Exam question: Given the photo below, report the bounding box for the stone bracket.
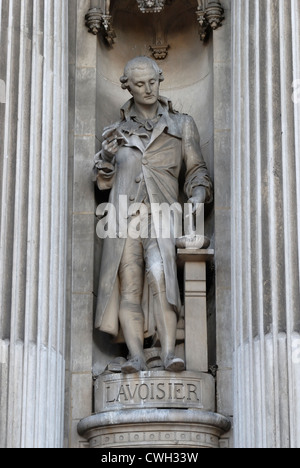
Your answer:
[149,17,170,60]
[85,7,116,46]
[196,0,225,42]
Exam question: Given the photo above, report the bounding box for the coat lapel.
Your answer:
[124,134,146,154]
[146,116,168,149]
[146,113,182,150]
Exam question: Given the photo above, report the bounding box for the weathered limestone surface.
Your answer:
[0,0,68,448]
[232,0,300,448]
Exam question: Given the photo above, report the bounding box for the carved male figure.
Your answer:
[94,57,212,374]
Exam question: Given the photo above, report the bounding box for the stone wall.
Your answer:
[213,0,233,448]
[65,0,97,449]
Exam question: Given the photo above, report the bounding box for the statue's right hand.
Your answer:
[102,137,119,161]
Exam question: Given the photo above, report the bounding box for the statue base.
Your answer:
[78,409,231,449]
[78,372,231,448]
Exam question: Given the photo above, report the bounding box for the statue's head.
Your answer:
[120,56,164,108]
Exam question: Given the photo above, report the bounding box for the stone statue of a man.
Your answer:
[94,57,212,374]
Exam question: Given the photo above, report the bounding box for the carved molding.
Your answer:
[92,429,221,449]
[78,409,231,449]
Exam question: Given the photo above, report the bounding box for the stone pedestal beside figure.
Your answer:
[78,57,231,448]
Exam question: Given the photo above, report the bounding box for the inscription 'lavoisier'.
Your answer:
[106,381,200,404]
[95,372,213,414]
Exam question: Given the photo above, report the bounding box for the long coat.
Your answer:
[94,97,213,337]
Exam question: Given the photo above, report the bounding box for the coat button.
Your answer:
[135,177,141,183]
[129,195,135,202]
[142,159,148,166]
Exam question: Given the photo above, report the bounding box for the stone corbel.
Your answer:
[196,0,225,42]
[149,18,170,60]
[149,43,170,60]
[85,0,116,46]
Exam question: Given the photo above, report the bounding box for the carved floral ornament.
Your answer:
[85,0,225,51]
[137,0,167,14]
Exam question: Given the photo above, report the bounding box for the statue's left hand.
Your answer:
[188,187,206,213]
[188,197,204,214]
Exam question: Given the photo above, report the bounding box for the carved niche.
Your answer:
[85,0,225,52]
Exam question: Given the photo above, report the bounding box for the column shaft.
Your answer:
[232,0,300,448]
[0,0,68,448]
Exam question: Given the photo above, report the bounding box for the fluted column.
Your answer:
[0,0,68,448]
[232,0,300,448]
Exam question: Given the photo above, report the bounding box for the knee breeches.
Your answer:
[119,235,166,303]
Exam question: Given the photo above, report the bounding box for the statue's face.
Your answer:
[127,65,160,107]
